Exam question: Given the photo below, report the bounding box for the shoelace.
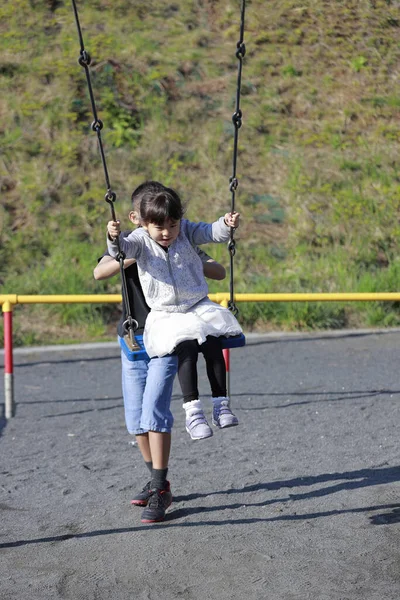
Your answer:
[147,490,164,508]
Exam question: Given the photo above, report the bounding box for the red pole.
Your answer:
[223,348,230,398]
[223,348,230,371]
[4,309,13,374]
[3,302,14,418]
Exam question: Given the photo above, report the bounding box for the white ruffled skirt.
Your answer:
[144,297,243,358]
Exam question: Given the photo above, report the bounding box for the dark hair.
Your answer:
[132,181,184,226]
[131,181,165,211]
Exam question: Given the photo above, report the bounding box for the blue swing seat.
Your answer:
[119,334,149,362]
[119,332,246,361]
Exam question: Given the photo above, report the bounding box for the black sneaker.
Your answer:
[141,483,172,523]
[131,480,152,506]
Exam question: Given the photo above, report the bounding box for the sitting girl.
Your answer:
[107,181,242,440]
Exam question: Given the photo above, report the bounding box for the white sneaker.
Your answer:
[183,400,213,440]
[212,397,239,429]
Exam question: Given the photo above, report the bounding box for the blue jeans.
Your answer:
[120,346,178,435]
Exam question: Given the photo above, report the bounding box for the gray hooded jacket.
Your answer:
[107,217,231,312]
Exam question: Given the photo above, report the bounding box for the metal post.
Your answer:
[3,301,14,419]
[220,299,231,397]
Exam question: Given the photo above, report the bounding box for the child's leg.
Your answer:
[175,340,213,440]
[135,433,152,467]
[148,431,171,493]
[175,339,199,402]
[140,354,176,489]
[120,349,156,506]
[148,431,171,470]
[120,349,149,437]
[199,335,227,398]
[139,356,176,523]
[200,335,239,429]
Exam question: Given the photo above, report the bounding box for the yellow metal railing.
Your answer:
[3,292,400,306]
[3,292,400,419]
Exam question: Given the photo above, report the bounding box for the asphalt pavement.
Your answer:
[1,329,399,599]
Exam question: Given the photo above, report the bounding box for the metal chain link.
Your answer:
[228,0,246,316]
[71,0,138,340]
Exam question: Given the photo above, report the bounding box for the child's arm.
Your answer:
[224,212,240,228]
[194,245,226,280]
[185,212,240,246]
[93,255,136,280]
[107,221,142,259]
[203,259,226,281]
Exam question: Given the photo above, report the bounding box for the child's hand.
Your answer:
[107,220,121,240]
[224,211,240,228]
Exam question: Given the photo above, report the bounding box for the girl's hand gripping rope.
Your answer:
[107,220,121,241]
[224,211,240,229]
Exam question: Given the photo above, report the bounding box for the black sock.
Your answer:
[145,461,153,474]
[151,468,168,490]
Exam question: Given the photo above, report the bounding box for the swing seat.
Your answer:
[220,333,246,349]
[120,332,246,361]
[119,334,149,361]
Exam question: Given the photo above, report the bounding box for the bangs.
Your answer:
[140,190,183,225]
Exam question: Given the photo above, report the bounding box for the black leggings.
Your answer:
[175,336,227,403]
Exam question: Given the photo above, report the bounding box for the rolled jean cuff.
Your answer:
[129,425,173,435]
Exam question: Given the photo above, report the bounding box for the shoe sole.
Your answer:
[212,420,239,429]
[131,499,149,507]
[141,515,166,523]
[185,426,213,440]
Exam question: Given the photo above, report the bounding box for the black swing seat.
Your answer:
[120,332,246,361]
[220,333,246,349]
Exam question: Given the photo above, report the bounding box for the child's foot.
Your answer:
[131,480,152,506]
[141,484,172,523]
[183,399,213,440]
[212,398,239,429]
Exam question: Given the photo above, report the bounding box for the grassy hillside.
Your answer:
[1,0,400,345]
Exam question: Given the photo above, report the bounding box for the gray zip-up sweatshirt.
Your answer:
[107,217,231,312]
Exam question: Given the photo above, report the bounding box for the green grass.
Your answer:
[2,0,400,345]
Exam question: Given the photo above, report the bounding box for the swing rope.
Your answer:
[71,0,140,351]
[228,0,246,317]
[71,0,246,354]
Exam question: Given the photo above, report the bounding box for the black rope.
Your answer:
[228,0,246,317]
[71,0,138,342]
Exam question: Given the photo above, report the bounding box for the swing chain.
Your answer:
[236,41,246,60]
[72,0,114,202]
[122,317,139,335]
[105,190,116,204]
[228,233,237,315]
[91,119,104,131]
[228,300,239,317]
[229,176,238,192]
[232,108,243,130]
[228,238,236,257]
[227,0,246,316]
[78,50,91,67]
[71,0,137,336]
